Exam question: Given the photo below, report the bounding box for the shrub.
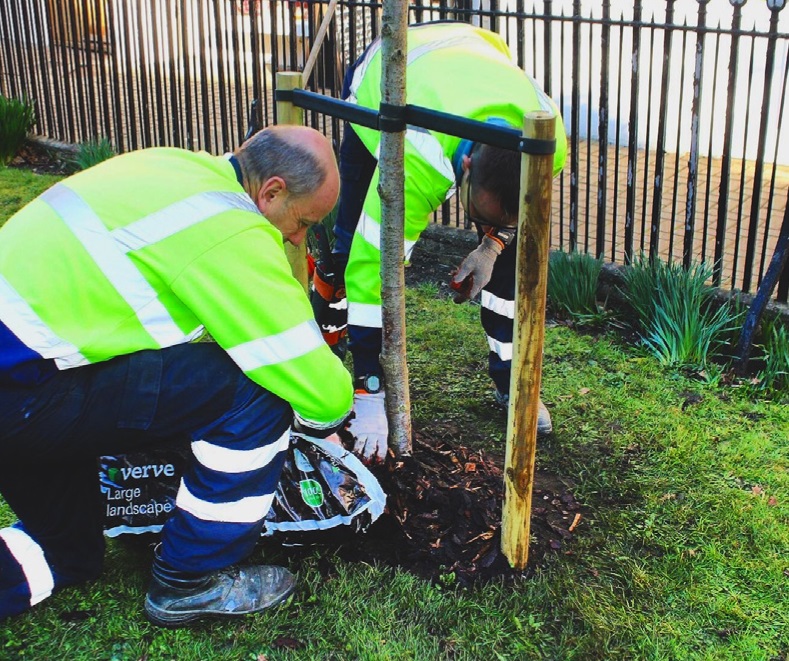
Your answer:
[0,95,36,166]
[69,138,116,172]
[620,255,742,368]
[547,249,607,324]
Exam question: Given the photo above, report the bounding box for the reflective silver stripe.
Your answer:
[292,410,349,433]
[0,274,86,365]
[175,482,275,523]
[347,40,383,103]
[42,184,186,348]
[112,191,260,252]
[0,527,55,606]
[526,73,559,113]
[348,301,382,328]
[356,212,417,256]
[227,319,324,372]
[406,32,495,67]
[406,127,454,185]
[488,336,513,361]
[481,290,515,319]
[191,429,289,474]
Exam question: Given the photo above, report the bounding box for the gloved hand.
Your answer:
[450,233,505,303]
[347,391,388,465]
[310,261,348,358]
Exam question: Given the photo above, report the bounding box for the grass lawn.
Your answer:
[0,168,787,660]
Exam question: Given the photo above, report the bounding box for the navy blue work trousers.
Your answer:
[0,343,291,619]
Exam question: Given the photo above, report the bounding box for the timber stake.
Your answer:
[501,111,556,570]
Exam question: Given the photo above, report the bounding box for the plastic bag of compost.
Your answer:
[99,434,386,544]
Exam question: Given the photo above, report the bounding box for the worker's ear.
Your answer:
[462,154,472,173]
[256,176,287,213]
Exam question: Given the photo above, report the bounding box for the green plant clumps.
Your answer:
[757,317,789,394]
[0,95,36,166]
[547,249,607,324]
[621,255,742,369]
[70,137,116,172]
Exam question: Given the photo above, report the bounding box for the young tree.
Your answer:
[378,0,411,456]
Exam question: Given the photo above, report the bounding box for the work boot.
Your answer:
[494,390,553,436]
[144,562,296,627]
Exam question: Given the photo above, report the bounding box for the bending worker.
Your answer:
[0,125,352,626]
[312,22,567,463]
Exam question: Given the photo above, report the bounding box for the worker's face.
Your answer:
[256,175,338,246]
[459,158,517,230]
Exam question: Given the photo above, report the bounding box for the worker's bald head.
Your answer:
[235,125,339,204]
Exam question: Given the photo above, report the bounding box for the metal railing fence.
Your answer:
[1,0,788,302]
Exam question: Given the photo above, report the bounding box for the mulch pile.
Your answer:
[334,430,585,585]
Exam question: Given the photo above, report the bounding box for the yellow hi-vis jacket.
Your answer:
[344,22,567,330]
[0,148,352,430]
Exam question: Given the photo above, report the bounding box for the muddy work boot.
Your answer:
[144,559,296,627]
[494,390,553,436]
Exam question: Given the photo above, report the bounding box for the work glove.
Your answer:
[310,260,348,358]
[347,391,389,465]
[450,233,505,303]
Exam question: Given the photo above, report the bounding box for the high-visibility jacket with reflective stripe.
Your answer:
[344,22,567,330]
[0,148,352,429]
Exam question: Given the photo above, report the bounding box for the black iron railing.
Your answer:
[1,0,787,302]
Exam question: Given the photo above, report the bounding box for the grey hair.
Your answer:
[235,125,327,198]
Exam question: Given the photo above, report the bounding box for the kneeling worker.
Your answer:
[0,125,352,626]
[312,22,567,463]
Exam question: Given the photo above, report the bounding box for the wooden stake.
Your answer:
[501,111,556,570]
[301,0,339,87]
[275,71,309,292]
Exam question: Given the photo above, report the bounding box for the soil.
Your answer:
[12,143,587,586]
[338,431,584,585]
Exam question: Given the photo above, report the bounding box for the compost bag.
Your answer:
[99,434,386,545]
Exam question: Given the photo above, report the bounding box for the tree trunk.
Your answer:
[378,1,411,456]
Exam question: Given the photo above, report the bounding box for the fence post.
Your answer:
[501,111,556,570]
[275,71,309,292]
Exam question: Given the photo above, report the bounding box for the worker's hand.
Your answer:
[347,391,389,465]
[310,262,348,358]
[450,234,505,303]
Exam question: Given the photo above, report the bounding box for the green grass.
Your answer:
[1,169,788,659]
[0,167,62,226]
